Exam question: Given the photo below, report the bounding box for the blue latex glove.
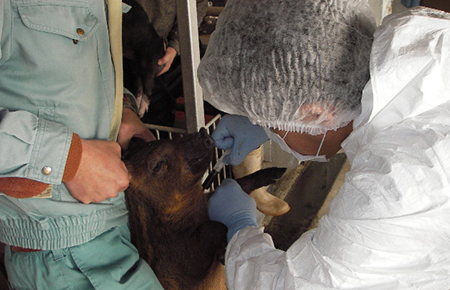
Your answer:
[212,115,269,166]
[401,0,421,8]
[208,179,258,242]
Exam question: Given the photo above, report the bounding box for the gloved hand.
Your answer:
[208,179,258,242]
[212,115,269,166]
[401,0,420,8]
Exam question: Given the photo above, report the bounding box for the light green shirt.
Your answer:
[0,0,128,249]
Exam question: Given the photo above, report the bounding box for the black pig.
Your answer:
[124,128,286,289]
[122,0,165,115]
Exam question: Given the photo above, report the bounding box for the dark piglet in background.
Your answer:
[122,0,165,115]
[124,128,286,289]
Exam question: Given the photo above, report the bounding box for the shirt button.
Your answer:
[41,166,52,176]
[76,28,85,36]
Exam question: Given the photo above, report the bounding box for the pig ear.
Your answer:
[125,137,149,157]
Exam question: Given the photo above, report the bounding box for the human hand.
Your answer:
[118,108,156,150]
[157,47,177,76]
[212,115,269,166]
[208,179,257,241]
[65,139,129,204]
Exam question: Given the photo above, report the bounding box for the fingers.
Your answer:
[138,128,156,142]
[228,149,246,166]
[157,54,169,66]
[211,118,235,147]
[222,154,232,165]
[157,47,176,76]
[212,133,234,150]
[208,178,257,233]
[118,108,155,150]
[156,63,170,76]
[65,139,130,204]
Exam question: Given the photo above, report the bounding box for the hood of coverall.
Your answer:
[343,6,450,162]
[223,8,450,289]
[198,0,375,136]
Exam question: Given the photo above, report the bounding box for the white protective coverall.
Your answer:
[225,8,450,290]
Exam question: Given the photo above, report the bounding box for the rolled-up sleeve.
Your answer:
[0,108,73,185]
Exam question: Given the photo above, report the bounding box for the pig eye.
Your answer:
[153,160,165,173]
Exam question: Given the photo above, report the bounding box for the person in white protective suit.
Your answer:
[197,0,450,289]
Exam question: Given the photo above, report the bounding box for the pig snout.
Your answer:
[199,127,214,149]
[183,127,214,151]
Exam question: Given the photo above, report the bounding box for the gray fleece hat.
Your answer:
[198,0,375,135]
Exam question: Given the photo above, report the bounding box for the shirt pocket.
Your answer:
[17,2,99,43]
